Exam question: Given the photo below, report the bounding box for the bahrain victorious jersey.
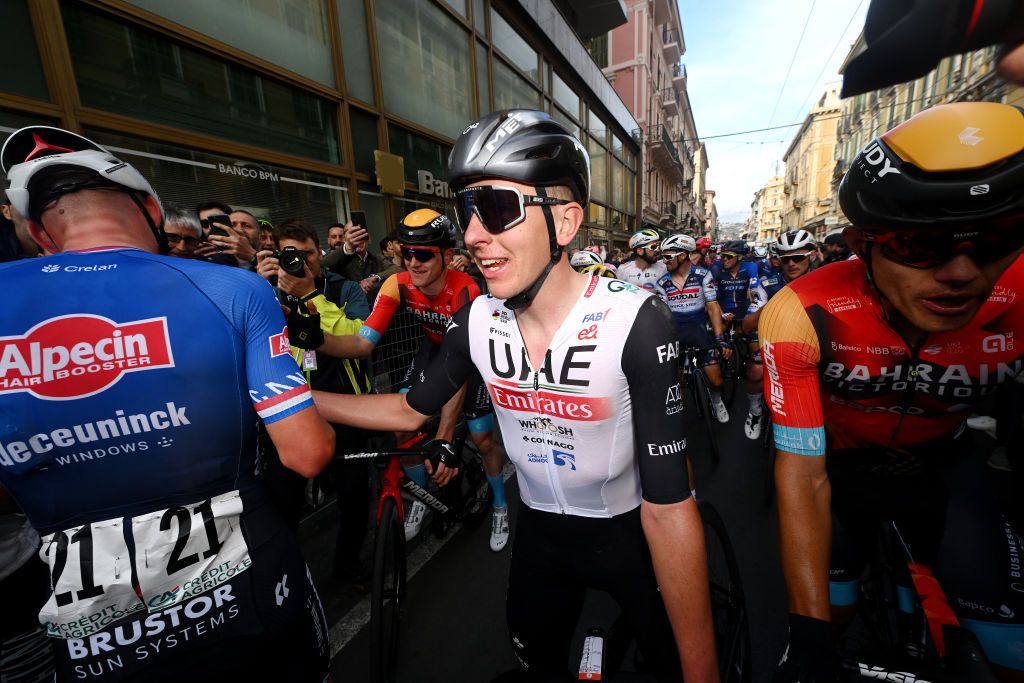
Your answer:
[758,257,1024,455]
[0,249,326,659]
[358,268,480,346]
[405,276,692,518]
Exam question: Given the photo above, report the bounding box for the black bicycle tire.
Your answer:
[371,497,406,683]
[699,500,751,683]
[692,368,722,465]
[458,439,492,526]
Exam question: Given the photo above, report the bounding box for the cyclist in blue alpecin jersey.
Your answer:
[714,240,764,439]
[0,126,335,682]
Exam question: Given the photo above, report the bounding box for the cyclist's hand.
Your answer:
[772,614,839,683]
[423,439,459,486]
[715,335,733,359]
[721,312,735,322]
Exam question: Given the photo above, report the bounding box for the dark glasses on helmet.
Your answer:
[865,219,1024,269]
[779,253,811,264]
[453,186,572,234]
[400,245,441,262]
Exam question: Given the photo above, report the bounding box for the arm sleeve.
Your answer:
[701,269,717,302]
[622,296,691,504]
[243,280,312,424]
[404,305,477,417]
[758,288,825,456]
[357,274,401,346]
[747,279,768,315]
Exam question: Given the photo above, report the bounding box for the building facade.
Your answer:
[749,175,785,243]
[0,0,639,250]
[781,84,840,239]
[703,188,717,236]
[601,0,704,240]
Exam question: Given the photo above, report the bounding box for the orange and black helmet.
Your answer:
[839,102,1024,231]
[397,208,455,247]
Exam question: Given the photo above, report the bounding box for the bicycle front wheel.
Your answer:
[691,368,722,465]
[719,346,740,408]
[699,501,751,683]
[371,496,407,683]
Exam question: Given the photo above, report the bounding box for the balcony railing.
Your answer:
[662,27,681,63]
[661,88,679,117]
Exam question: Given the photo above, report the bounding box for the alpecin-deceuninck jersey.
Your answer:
[0,247,329,681]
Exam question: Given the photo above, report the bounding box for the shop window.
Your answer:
[86,129,351,243]
[588,136,607,204]
[387,124,451,186]
[551,72,579,121]
[1,1,49,101]
[357,182,388,244]
[473,0,487,34]
[492,59,540,111]
[337,0,376,104]
[489,10,538,83]
[444,0,468,19]
[124,0,334,87]
[375,0,472,140]
[626,169,636,214]
[64,4,340,164]
[612,158,624,211]
[350,108,379,175]
[588,203,606,227]
[588,110,608,146]
[551,106,579,137]
[476,41,490,116]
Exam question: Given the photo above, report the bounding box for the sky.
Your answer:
[677,0,869,224]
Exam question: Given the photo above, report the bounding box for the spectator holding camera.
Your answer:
[322,218,383,290]
[255,220,376,580]
[162,203,202,259]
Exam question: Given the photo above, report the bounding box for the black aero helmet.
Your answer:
[723,240,749,255]
[397,208,455,247]
[839,102,1024,231]
[448,109,590,206]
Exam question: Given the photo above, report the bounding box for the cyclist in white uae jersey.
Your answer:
[313,109,718,682]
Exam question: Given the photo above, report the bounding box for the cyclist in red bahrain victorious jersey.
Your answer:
[0,126,335,682]
[762,102,1024,682]
[314,109,719,681]
[319,208,511,551]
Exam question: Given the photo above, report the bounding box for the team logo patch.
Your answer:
[0,315,174,400]
[269,325,290,357]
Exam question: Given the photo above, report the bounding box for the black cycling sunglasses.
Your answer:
[400,245,441,263]
[166,233,199,247]
[453,186,571,234]
[865,219,1024,269]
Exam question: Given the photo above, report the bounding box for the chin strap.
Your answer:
[505,187,563,311]
[129,192,168,254]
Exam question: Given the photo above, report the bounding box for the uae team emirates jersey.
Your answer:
[758,257,1024,454]
[406,276,692,517]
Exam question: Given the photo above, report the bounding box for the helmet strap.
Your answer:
[505,186,562,311]
[128,192,168,254]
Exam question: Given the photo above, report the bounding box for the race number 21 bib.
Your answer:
[38,491,251,639]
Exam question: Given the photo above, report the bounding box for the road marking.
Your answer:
[329,463,514,656]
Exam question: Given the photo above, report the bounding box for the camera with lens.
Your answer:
[275,245,307,277]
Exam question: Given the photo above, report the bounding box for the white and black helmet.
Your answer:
[775,229,816,253]
[753,245,768,258]
[660,234,695,254]
[629,228,661,250]
[569,249,604,270]
[3,126,160,221]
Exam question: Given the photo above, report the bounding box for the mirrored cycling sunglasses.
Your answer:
[720,252,738,259]
[864,218,1024,269]
[453,185,572,234]
[400,245,441,262]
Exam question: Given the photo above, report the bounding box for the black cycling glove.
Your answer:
[773,614,840,683]
[286,304,324,350]
[424,439,460,472]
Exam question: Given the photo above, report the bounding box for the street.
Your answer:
[302,388,790,682]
